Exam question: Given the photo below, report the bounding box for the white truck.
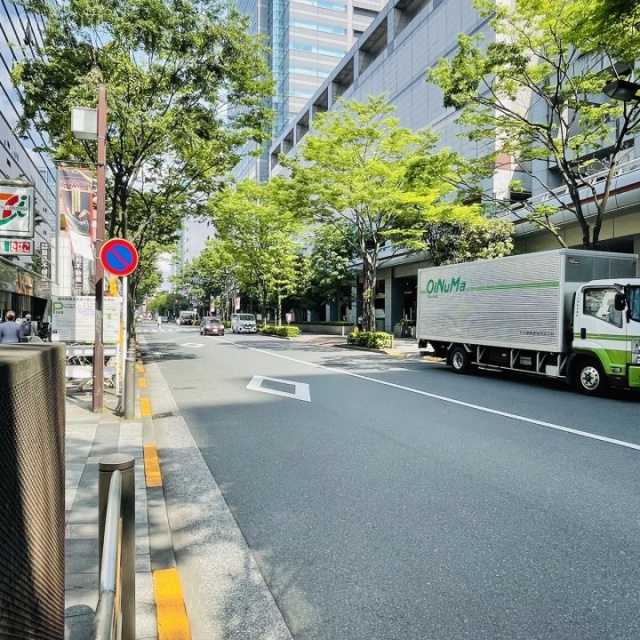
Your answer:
[177,310,198,326]
[417,249,640,394]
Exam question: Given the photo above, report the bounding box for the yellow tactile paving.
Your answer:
[153,568,191,639]
[144,444,163,488]
[136,364,144,373]
[139,377,147,388]
[140,396,152,417]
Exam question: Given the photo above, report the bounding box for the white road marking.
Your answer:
[233,341,640,452]
[350,367,408,373]
[182,343,204,348]
[247,376,311,402]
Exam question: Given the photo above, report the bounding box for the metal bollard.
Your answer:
[124,346,136,419]
[98,454,135,640]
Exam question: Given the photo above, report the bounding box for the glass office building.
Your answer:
[234,0,386,181]
[0,2,58,321]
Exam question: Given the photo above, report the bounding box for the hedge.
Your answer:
[260,325,301,338]
[292,320,353,326]
[347,330,393,349]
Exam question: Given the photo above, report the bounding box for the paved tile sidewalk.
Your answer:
[64,391,157,640]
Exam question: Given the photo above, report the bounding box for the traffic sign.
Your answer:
[100,238,138,276]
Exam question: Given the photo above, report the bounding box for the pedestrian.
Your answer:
[20,314,36,342]
[157,314,162,330]
[0,310,23,344]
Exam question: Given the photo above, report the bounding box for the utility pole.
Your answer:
[71,84,107,412]
[93,84,107,412]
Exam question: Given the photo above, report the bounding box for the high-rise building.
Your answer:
[234,0,387,182]
[0,2,59,322]
[268,0,640,328]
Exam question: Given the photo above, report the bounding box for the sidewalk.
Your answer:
[64,390,157,640]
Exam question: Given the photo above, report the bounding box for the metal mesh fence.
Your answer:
[0,344,66,640]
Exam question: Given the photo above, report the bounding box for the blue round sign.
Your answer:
[100,238,139,276]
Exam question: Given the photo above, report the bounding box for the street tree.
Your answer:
[210,179,304,324]
[146,292,188,318]
[12,0,273,325]
[183,241,238,320]
[133,240,167,306]
[297,224,355,317]
[428,0,640,250]
[283,96,482,333]
[422,216,514,267]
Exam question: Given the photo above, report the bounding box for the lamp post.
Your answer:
[94,85,107,413]
[603,78,640,102]
[71,84,107,412]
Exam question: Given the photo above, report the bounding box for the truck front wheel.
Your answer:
[574,359,607,395]
[450,346,471,374]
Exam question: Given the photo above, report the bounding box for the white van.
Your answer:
[231,313,257,333]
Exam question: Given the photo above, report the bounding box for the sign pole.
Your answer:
[121,275,128,398]
[98,237,139,417]
[93,84,107,413]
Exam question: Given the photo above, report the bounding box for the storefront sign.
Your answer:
[0,239,33,255]
[0,186,34,238]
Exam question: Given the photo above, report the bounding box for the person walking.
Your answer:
[20,314,36,342]
[0,310,23,344]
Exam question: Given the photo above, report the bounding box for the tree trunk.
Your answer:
[360,256,376,333]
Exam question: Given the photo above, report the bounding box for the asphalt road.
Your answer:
[142,323,640,640]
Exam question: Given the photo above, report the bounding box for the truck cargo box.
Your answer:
[417,249,637,353]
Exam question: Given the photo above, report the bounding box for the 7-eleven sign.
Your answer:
[0,187,34,237]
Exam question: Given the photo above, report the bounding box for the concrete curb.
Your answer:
[136,337,191,639]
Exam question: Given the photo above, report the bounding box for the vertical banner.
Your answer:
[17,272,34,295]
[73,256,84,290]
[40,242,50,289]
[58,166,95,260]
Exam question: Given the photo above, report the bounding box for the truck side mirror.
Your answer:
[614,293,626,311]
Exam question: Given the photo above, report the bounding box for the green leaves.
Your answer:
[284,96,482,330]
[12,0,274,244]
[208,179,304,318]
[428,0,640,249]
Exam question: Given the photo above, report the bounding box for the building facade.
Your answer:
[0,3,59,325]
[269,0,640,331]
[235,0,387,182]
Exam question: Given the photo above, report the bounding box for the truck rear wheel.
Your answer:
[450,346,471,374]
[574,359,607,395]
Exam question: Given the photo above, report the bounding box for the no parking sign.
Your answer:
[100,238,138,276]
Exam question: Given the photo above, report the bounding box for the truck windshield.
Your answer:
[629,287,640,322]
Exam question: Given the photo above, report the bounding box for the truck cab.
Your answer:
[572,279,640,392]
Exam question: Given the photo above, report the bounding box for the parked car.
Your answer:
[200,316,225,336]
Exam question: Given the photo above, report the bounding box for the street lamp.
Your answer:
[603,78,640,102]
[71,85,107,413]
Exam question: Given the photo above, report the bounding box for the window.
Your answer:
[629,287,640,322]
[291,66,331,78]
[297,0,347,11]
[291,18,347,35]
[291,41,346,57]
[584,288,623,328]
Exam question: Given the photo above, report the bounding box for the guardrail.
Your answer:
[94,455,136,640]
[504,157,640,213]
